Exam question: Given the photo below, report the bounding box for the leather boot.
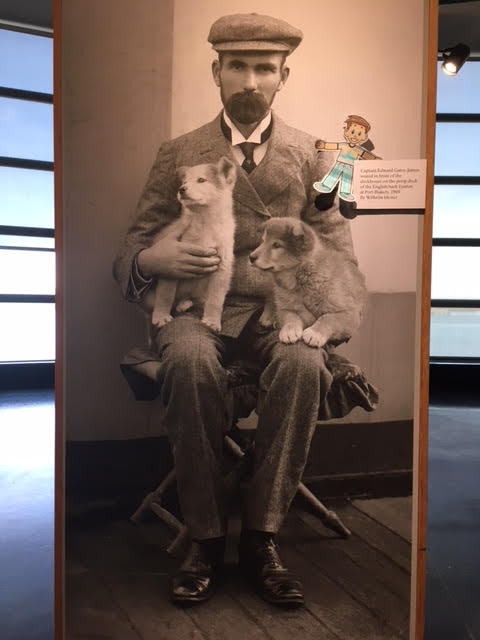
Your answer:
[238,530,304,607]
[170,537,225,605]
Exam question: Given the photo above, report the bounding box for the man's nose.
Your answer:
[243,71,258,92]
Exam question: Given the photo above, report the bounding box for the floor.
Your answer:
[0,388,479,639]
[0,390,55,640]
[65,499,412,640]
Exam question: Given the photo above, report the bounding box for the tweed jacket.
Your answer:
[113,111,356,338]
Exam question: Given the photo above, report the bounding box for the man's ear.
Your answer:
[212,59,221,88]
[277,66,290,92]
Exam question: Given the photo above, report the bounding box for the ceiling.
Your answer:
[0,0,52,29]
[0,1,479,52]
[439,1,480,54]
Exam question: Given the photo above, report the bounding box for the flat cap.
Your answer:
[208,13,303,55]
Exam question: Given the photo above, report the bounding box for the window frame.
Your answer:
[431,58,480,364]
[0,20,54,383]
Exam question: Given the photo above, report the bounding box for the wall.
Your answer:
[63,0,427,441]
[62,0,174,440]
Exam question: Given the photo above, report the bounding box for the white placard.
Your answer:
[353,159,427,209]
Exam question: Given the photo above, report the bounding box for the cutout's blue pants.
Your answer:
[321,161,354,196]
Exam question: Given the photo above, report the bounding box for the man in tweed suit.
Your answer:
[114,13,356,607]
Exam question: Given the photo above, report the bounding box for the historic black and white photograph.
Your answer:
[62,0,430,637]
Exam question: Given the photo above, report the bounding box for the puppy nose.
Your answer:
[249,253,257,264]
[178,185,187,196]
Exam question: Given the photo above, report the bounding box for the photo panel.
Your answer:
[58,0,435,637]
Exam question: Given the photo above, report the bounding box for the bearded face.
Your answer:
[223,90,271,124]
[212,52,289,127]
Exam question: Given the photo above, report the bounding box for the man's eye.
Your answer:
[197,177,207,183]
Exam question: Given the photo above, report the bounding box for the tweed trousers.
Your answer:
[154,313,333,540]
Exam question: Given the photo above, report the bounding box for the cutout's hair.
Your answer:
[344,114,371,133]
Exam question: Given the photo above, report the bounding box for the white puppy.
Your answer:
[143,156,236,334]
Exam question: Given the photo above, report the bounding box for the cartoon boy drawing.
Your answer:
[313,115,380,202]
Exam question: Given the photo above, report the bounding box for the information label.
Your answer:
[353,159,427,209]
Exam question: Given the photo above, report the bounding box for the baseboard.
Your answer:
[429,361,480,405]
[301,469,412,501]
[0,361,54,389]
[66,419,413,503]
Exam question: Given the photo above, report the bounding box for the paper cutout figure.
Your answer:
[313,115,380,202]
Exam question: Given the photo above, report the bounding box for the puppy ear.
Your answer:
[287,219,315,254]
[176,166,187,184]
[217,156,237,185]
[290,218,305,238]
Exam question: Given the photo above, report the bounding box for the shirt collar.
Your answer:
[223,110,272,146]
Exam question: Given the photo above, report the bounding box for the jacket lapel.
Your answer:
[248,114,298,207]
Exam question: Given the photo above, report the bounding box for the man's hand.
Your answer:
[137,222,220,279]
[315,139,326,150]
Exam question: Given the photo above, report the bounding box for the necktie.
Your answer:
[239,142,257,173]
[220,114,273,174]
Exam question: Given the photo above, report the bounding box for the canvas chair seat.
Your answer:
[120,346,379,421]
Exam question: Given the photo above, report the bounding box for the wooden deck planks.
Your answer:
[330,502,411,573]
[353,498,412,543]
[66,570,141,640]
[65,501,413,640]
[280,516,406,640]
[106,573,208,640]
[290,515,410,637]
[298,511,411,600]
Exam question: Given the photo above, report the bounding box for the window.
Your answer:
[0,24,54,364]
[430,60,480,360]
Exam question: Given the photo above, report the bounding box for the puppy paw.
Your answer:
[151,312,173,329]
[302,327,327,348]
[176,299,193,313]
[202,316,221,333]
[279,324,303,344]
[258,310,274,328]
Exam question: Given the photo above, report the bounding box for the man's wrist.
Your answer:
[136,248,153,279]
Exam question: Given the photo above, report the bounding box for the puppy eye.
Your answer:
[197,177,207,183]
[272,242,282,249]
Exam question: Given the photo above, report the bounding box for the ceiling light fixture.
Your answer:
[441,43,471,76]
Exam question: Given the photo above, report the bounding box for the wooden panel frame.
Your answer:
[52,0,439,637]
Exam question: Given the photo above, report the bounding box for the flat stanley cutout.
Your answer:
[313,115,380,203]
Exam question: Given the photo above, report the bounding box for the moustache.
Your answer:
[225,91,270,124]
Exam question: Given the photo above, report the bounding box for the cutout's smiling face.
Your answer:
[343,123,368,146]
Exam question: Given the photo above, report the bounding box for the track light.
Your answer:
[441,43,471,76]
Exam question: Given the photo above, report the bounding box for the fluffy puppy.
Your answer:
[249,217,367,348]
[142,156,236,334]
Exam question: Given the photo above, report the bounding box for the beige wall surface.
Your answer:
[62,0,174,440]
[63,0,427,441]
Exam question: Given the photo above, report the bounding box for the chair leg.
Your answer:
[150,502,189,555]
[130,468,176,523]
[225,434,351,538]
[297,482,351,538]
